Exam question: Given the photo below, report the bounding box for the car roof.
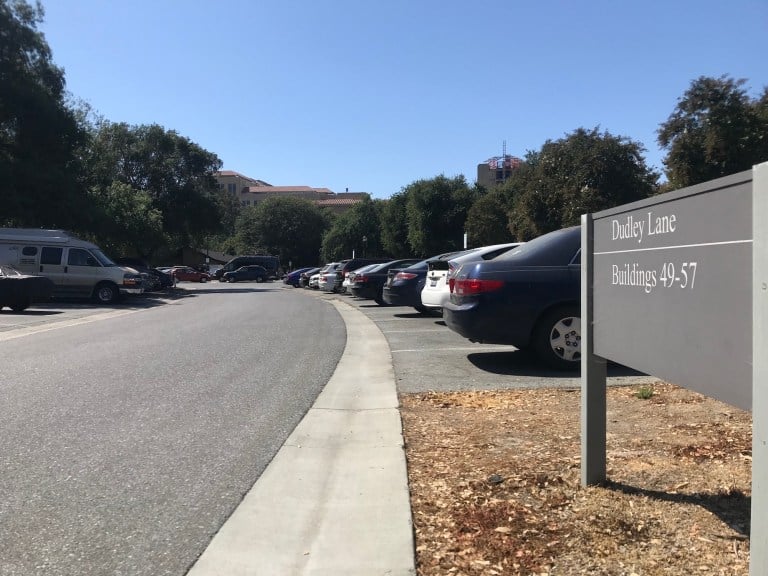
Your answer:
[495,226,581,266]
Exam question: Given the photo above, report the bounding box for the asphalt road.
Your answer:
[0,284,345,576]
[0,281,652,576]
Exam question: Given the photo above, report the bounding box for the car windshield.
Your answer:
[92,249,116,267]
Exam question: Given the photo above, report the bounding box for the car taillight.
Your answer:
[394,272,417,281]
[356,275,369,283]
[453,278,504,295]
[449,277,455,293]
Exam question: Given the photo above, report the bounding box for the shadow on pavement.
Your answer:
[467,350,648,378]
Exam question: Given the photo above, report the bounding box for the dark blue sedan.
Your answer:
[443,226,581,370]
[283,267,315,287]
[382,251,466,314]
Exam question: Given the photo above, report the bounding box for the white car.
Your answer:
[317,262,342,292]
[420,242,523,311]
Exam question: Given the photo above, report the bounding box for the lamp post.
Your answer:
[362,235,367,257]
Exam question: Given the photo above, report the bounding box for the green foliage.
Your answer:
[378,191,410,257]
[235,196,330,267]
[404,175,478,257]
[658,75,768,189]
[0,0,90,228]
[83,121,224,258]
[320,196,381,261]
[465,189,516,247]
[507,129,658,239]
[635,386,655,400]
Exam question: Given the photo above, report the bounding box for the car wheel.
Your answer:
[200,277,208,283]
[533,305,581,371]
[414,305,430,315]
[93,282,119,304]
[256,277,264,283]
[10,298,30,312]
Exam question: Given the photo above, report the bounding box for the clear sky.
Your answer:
[39,0,767,199]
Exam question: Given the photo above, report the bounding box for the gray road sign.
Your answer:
[591,170,752,410]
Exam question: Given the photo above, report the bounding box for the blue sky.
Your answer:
[39,0,767,199]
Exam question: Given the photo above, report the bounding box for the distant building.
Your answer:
[214,171,367,213]
[476,154,523,190]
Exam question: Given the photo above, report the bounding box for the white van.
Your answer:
[0,228,144,304]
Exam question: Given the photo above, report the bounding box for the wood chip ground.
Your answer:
[400,382,751,576]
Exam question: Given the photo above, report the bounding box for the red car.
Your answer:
[170,266,210,283]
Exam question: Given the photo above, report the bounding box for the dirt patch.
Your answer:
[400,382,751,575]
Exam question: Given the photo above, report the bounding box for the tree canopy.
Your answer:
[320,196,381,261]
[83,121,224,259]
[658,75,768,189]
[404,175,479,257]
[0,0,89,228]
[506,128,659,239]
[235,196,330,267]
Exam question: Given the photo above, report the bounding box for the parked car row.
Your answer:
[300,227,582,371]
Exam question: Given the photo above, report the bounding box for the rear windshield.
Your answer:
[496,227,581,266]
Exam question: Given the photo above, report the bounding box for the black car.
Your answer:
[381,250,468,314]
[349,259,422,303]
[0,264,54,312]
[443,226,581,370]
[333,257,393,293]
[221,265,269,283]
[299,267,321,288]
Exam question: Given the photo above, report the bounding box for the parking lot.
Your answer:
[0,281,654,391]
[289,283,655,394]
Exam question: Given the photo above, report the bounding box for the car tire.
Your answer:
[93,282,119,305]
[10,298,30,312]
[414,305,430,315]
[256,277,264,283]
[200,277,208,283]
[533,305,581,371]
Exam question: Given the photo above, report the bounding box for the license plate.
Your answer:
[430,279,437,287]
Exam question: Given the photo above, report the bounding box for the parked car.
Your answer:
[420,243,522,312]
[283,267,315,287]
[0,264,54,312]
[299,267,321,288]
[115,257,172,292]
[349,259,422,303]
[343,263,380,294]
[170,266,210,283]
[221,265,269,283]
[308,272,320,289]
[381,250,470,314]
[332,258,393,293]
[443,226,581,370]
[317,262,343,292]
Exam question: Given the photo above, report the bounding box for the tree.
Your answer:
[507,128,658,239]
[0,0,90,228]
[83,121,224,259]
[235,196,330,267]
[658,75,768,189]
[464,189,516,247]
[321,196,381,261]
[404,175,478,257]
[378,191,411,257]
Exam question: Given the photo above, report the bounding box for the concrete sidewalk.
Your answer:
[187,300,416,575]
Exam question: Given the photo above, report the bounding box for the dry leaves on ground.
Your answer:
[400,382,752,576]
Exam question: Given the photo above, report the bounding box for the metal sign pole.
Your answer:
[751,162,768,576]
[581,213,607,486]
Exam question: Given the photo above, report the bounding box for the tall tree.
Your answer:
[320,196,381,261]
[83,121,224,258]
[378,191,410,257]
[404,175,478,257]
[235,196,330,267]
[0,0,89,228]
[658,75,768,189]
[507,128,658,239]
[464,189,515,246]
